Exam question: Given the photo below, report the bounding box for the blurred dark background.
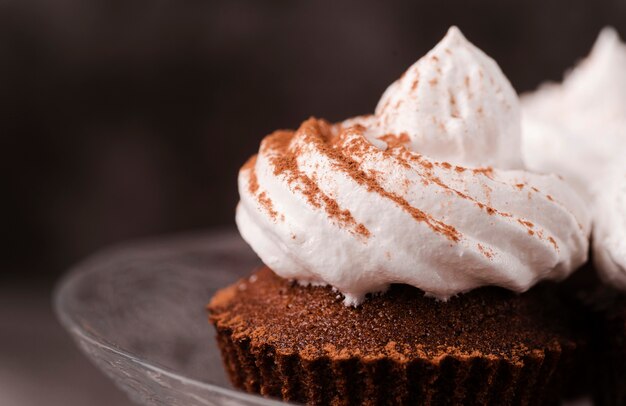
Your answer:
[0,1,624,403]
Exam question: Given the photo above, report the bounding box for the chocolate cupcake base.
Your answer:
[208,267,581,405]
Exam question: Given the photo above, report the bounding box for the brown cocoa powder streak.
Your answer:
[249,118,559,251]
[310,123,460,243]
[477,243,494,259]
[258,191,278,219]
[373,126,559,251]
[263,124,370,238]
[548,236,559,250]
[245,155,260,195]
[243,155,280,220]
[388,146,560,249]
[472,167,494,179]
[377,132,410,148]
[518,219,534,228]
[395,149,502,216]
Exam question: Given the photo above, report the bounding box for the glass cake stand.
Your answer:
[55,229,594,406]
[54,229,285,406]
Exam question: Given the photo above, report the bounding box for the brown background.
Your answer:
[1,1,625,405]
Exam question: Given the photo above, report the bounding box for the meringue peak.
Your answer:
[440,26,468,47]
[368,27,523,169]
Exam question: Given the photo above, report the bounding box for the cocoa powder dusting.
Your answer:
[319,127,461,242]
[253,118,552,248]
[472,167,494,179]
[449,92,460,118]
[355,224,369,237]
[396,154,552,250]
[261,129,295,155]
[265,121,370,238]
[518,219,534,228]
[477,243,494,259]
[247,159,259,195]
[548,236,559,250]
[377,132,410,148]
[258,191,278,219]
[241,154,283,222]
[390,149,545,244]
[517,219,537,236]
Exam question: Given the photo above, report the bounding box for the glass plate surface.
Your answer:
[54,228,593,406]
[54,229,286,406]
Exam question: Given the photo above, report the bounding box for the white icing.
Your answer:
[522,27,626,199]
[594,165,626,289]
[237,27,591,305]
[522,27,626,289]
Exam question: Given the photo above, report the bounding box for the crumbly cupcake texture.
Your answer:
[209,267,581,405]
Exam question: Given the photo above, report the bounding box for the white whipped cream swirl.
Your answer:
[594,166,626,290]
[237,27,591,305]
[522,27,626,288]
[522,27,626,199]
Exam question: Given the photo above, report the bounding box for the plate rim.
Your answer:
[53,228,285,406]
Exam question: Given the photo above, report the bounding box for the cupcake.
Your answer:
[210,268,581,405]
[521,27,626,405]
[209,27,591,405]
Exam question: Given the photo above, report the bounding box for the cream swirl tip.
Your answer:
[355,26,522,169]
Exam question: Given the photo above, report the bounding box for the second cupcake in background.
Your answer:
[522,27,626,405]
[209,27,592,405]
